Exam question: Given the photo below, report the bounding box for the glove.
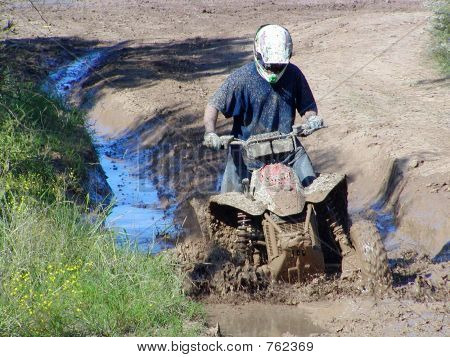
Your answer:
[306,115,324,131]
[295,115,325,136]
[203,132,221,150]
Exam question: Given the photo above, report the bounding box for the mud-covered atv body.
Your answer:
[204,130,391,287]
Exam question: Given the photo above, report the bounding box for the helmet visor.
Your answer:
[263,63,287,74]
[256,53,287,74]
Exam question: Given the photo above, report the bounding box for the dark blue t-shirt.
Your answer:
[209,62,317,140]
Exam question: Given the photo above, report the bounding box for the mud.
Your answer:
[9,0,449,336]
[175,225,270,298]
[206,303,326,337]
[176,203,448,337]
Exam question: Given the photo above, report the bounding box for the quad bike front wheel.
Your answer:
[350,219,392,291]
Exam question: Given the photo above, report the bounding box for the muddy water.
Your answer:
[372,206,396,239]
[370,200,399,255]
[42,51,104,99]
[95,136,176,252]
[44,52,175,252]
[206,304,325,337]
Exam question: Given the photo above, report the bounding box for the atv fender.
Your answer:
[304,173,346,203]
[209,192,266,216]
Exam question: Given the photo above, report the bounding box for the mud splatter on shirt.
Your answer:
[209,62,317,140]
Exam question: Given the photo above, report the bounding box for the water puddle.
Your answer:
[43,51,175,253]
[432,242,450,263]
[369,197,397,240]
[373,208,396,239]
[206,304,325,337]
[369,202,400,256]
[42,51,104,99]
[95,136,176,252]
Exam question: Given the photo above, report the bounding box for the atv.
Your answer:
[201,128,391,288]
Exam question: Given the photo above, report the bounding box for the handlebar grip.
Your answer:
[219,135,242,149]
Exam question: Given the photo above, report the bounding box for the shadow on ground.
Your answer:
[2,35,251,94]
[0,36,108,81]
[82,36,252,103]
[111,104,230,203]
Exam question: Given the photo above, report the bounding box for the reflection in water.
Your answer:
[43,51,103,100]
[96,137,175,253]
[371,199,397,241]
[207,304,324,337]
[374,210,396,239]
[433,242,450,263]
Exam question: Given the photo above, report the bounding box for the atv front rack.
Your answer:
[220,131,298,161]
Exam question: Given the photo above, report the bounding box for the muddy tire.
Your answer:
[350,219,392,291]
[211,221,248,266]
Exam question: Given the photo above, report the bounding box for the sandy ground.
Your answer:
[4,0,449,336]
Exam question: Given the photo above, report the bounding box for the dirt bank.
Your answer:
[6,0,448,336]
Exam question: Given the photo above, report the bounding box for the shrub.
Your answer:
[428,0,450,74]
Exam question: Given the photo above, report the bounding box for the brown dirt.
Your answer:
[5,0,448,336]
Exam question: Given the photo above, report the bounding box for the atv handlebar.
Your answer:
[217,124,311,149]
[218,130,299,150]
[206,121,325,150]
[218,135,242,149]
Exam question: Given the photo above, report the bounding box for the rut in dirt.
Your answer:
[43,51,177,253]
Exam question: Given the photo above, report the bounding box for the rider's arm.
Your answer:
[294,110,318,125]
[303,110,318,120]
[204,104,219,133]
[295,67,318,118]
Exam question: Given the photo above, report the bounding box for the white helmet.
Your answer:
[254,24,293,84]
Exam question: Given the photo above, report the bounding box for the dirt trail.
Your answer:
[6,0,448,336]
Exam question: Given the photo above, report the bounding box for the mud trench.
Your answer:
[43,46,449,337]
[28,0,449,336]
[44,48,449,337]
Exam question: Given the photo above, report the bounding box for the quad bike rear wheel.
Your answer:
[350,219,392,291]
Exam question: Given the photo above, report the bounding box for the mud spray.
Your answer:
[43,51,175,253]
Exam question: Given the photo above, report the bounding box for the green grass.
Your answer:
[0,73,203,336]
[0,202,203,336]
[428,0,450,75]
[0,72,91,204]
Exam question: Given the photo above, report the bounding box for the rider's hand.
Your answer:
[306,115,324,131]
[294,115,325,136]
[203,132,221,150]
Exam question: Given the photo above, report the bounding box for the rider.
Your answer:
[203,24,323,193]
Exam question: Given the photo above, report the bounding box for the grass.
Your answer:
[0,74,92,204]
[0,202,203,336]
[0,73,203,336]
[428,0,450,75]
